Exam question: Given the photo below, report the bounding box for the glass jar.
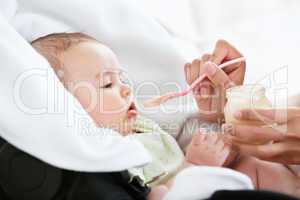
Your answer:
[224,85,272,125]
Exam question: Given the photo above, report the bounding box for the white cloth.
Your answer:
[0,2,256,197]
[0,0,193,172]
[165,166,254,200]
[11,0,188,86]
[0,14,151,171]
[129,115,185,186]
[0,0,166,172]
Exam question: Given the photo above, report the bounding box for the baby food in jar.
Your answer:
[224,85,272,125]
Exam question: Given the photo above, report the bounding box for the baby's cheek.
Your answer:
[73,87,97,112]
[93,94,126,123]
[100,93,127,113]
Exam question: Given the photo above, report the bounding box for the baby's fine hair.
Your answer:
[31,32,97,77]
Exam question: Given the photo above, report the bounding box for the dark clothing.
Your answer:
[0,136,150,200]
[207,190,300,200]
[1,136,300,200]
[65,171,149,200]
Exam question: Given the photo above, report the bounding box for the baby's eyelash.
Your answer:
[103,82,113,89]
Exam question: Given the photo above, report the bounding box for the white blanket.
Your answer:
[0,13,154,171]
[0,1,255,198]
[1,0,176,172]
[0,0,194,172]
[165,166,253,200]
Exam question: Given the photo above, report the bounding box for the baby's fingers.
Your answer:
[191,133,206,145]
[206,133,219,145]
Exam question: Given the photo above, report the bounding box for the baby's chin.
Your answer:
[118,117,137,136]
[97,116,137,136]
[93,108,138,135]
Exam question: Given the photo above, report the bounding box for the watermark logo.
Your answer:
[12,65,289,136]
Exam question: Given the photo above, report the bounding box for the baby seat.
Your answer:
[0,136,63,200]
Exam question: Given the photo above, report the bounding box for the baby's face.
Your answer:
[61,41,137,135]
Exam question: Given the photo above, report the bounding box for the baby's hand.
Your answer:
[185,132,230,166]
[147,185,168,200]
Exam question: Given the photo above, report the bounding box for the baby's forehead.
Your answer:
[95,67,125,78]
[62,41,122,78]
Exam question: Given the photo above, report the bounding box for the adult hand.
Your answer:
[223,107,300,164]
[184,39,246,122]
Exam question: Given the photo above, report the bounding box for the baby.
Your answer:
[32,33,300,199]
[31,32,187,200]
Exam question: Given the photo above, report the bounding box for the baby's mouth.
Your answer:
[127,102,137,118]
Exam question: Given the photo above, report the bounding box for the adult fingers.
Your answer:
[223,123,284,144]
[231,142,278,161]
[227,63,246,86]
[200,53,213,74]
[197,53,213,98]
[184,63,192,85]
[203,61,235,89]
[211,39,243,65]
[232,140,300,165]
[189,59,201,85]
[235,107,300,124]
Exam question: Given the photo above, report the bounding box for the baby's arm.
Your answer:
[148,132,232,200]
[148,133,230,200]
[147,185,168,200]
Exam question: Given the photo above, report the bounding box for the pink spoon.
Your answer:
[143,57,246,108]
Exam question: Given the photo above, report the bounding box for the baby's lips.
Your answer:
[127,109,137,118]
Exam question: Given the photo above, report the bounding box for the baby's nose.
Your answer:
[121,84,131,98]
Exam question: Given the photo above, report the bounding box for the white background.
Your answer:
[137,0,300,98]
